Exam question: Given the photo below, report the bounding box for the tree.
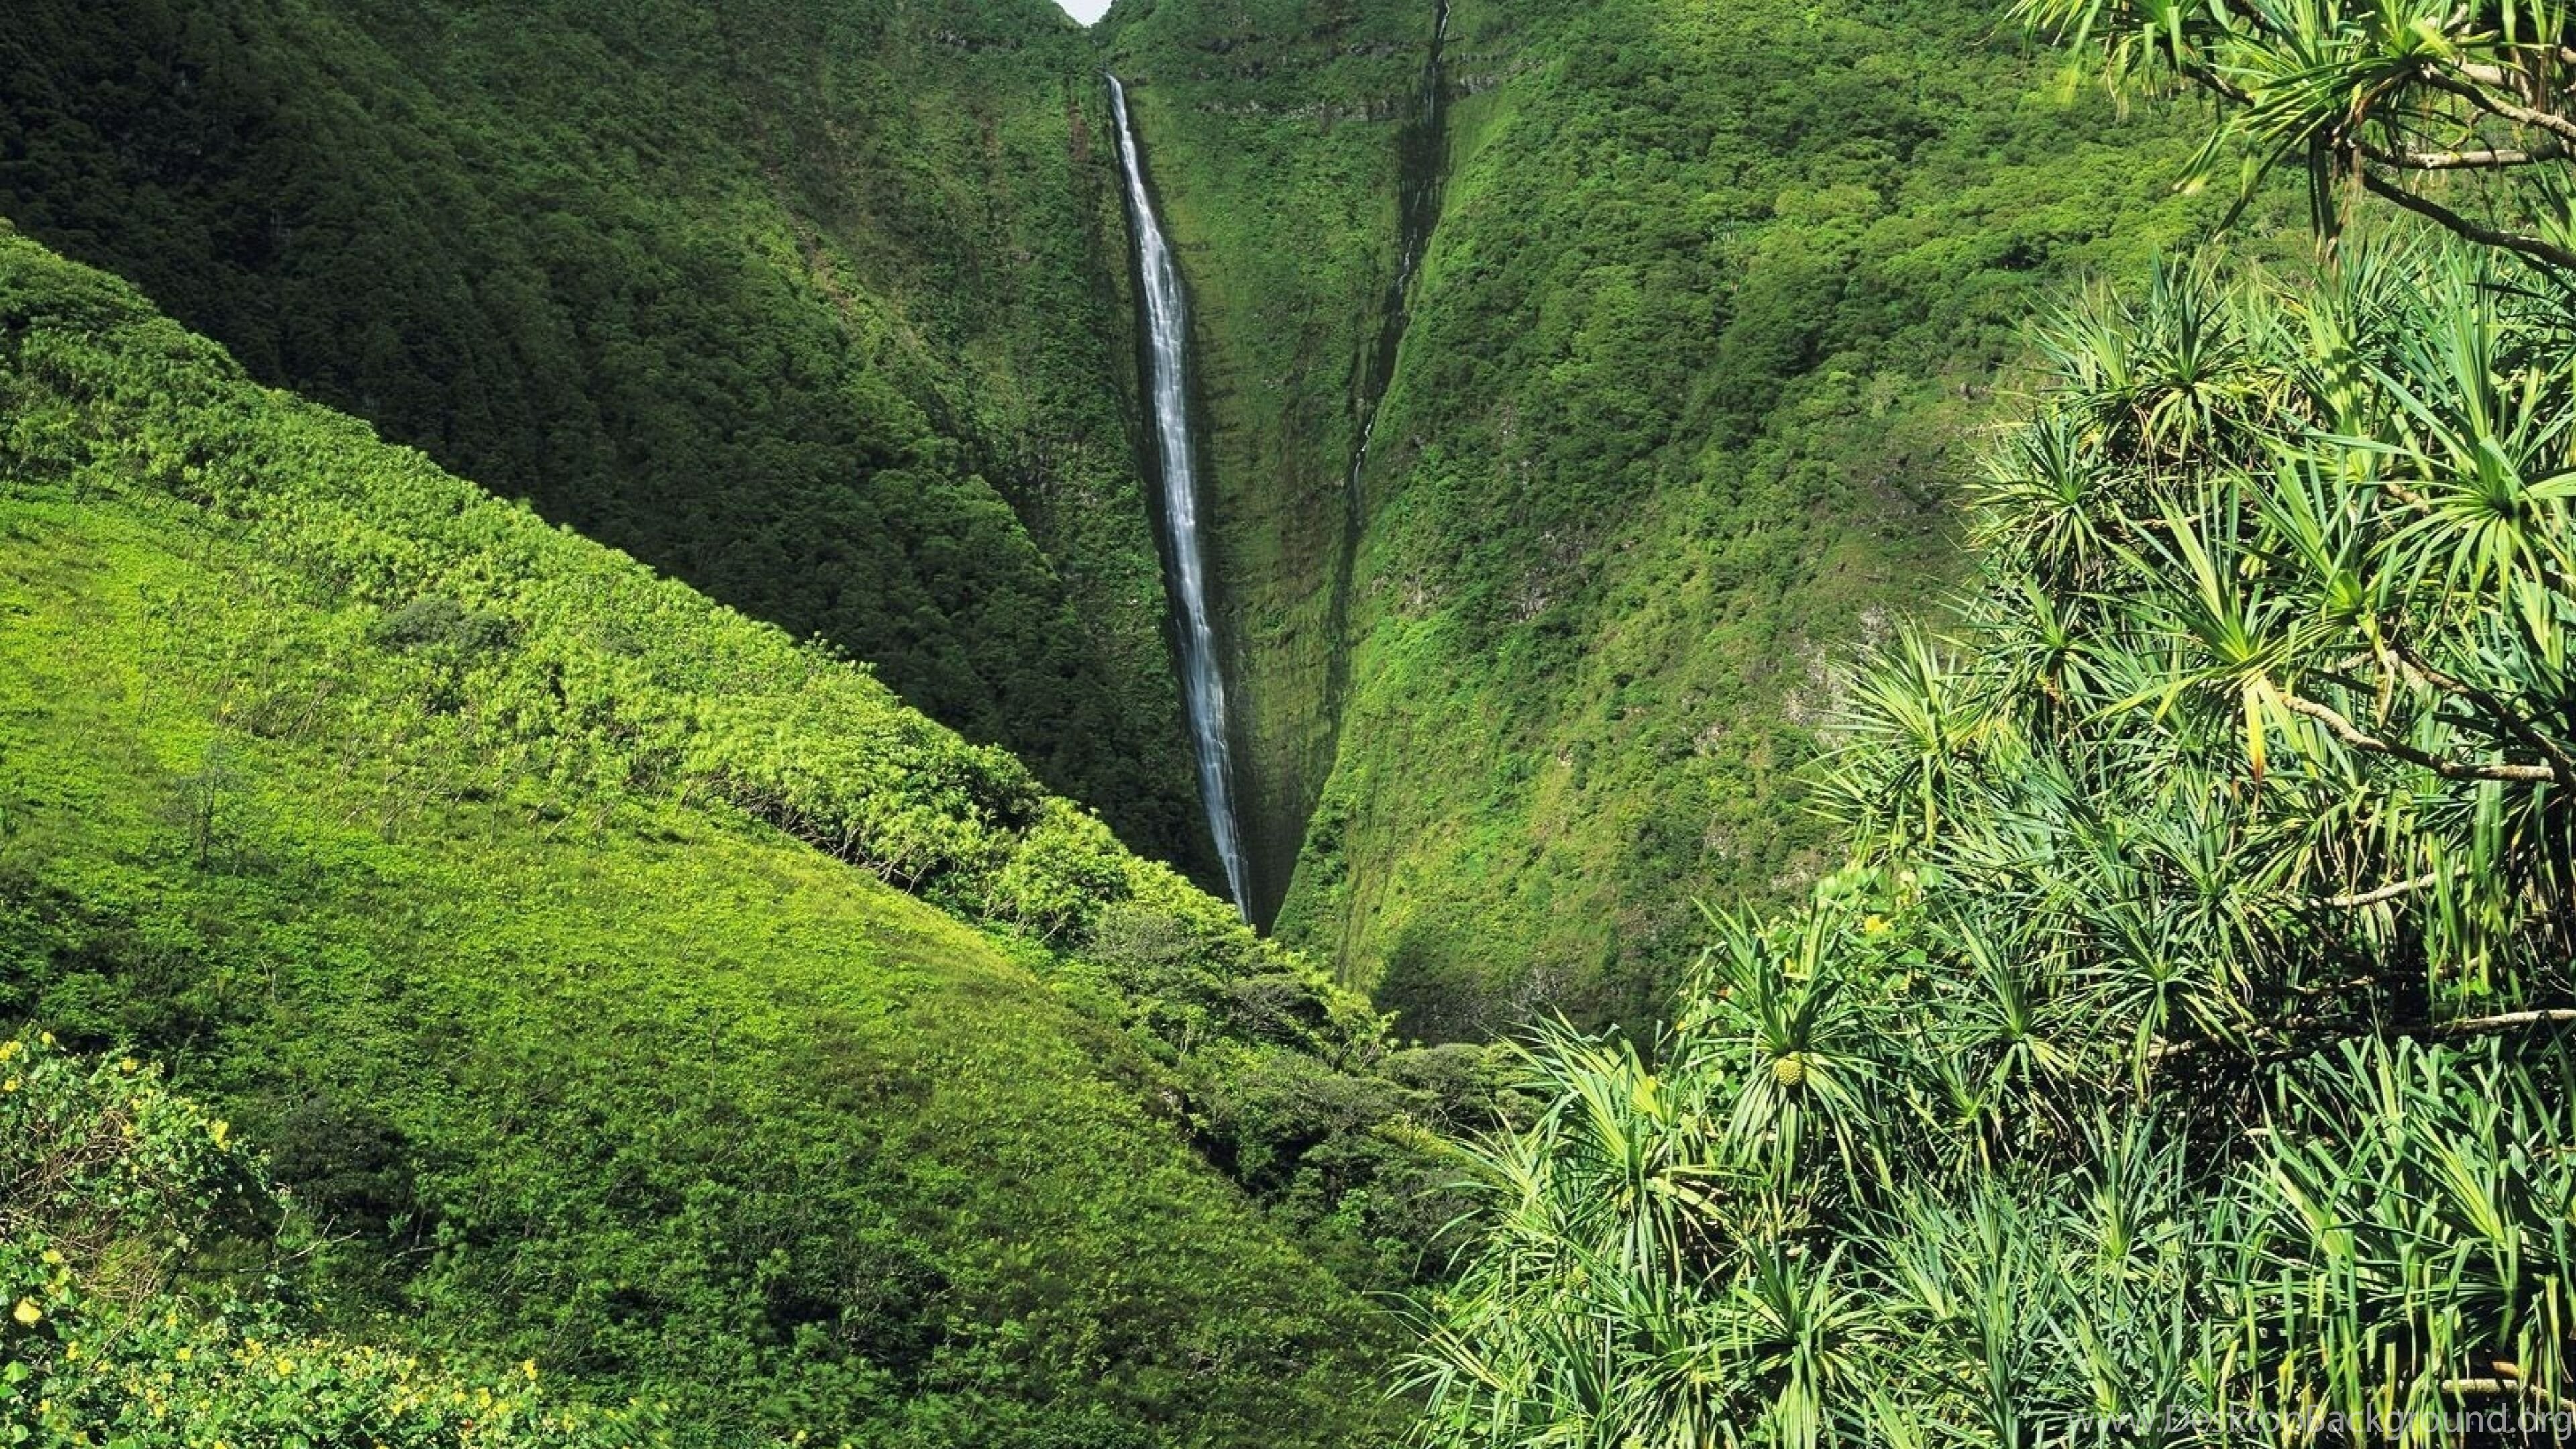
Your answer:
[1402,9,2576,1443]
[2025,0,2576,270]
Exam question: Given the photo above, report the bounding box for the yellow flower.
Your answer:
[40,1248,61,1266]
[176,1346,193,1362]
[3,1078,17,1094]
[522,1359,539,1381]
[12,1299,40,1326]
[1862,914,1890,935]
[209,1120,229,1149]
[0,1040,18,1060]
[38,1031,53,1046]
[119,1057,139,1073]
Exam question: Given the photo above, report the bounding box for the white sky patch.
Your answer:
[1054,0,1112,23]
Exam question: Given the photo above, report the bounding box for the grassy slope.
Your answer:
[1108,0,2241,1035]
[0,0,1211,876]
[0,229,1399,1446]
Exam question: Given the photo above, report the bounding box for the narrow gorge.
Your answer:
[1097,0,2222,1035]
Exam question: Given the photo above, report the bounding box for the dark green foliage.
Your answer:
[0,0,1209,873]
[268,1091,423,1252]
[4,1030,667,1446]
[370,595,517,654]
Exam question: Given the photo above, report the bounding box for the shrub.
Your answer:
[0,1031,665,1448]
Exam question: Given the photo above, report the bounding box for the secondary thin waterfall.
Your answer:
[1108,75,1250,917]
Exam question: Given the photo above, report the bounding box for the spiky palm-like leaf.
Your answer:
[1407,232,2576,1447]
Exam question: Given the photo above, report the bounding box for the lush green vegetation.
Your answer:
[5,1030,667,1446]
[22,0,2571,1438]
[0,225,1500,1444]
[1105,0,2254,1036]
[1405,0,2576,1433]
[0,0,1212,872]
[5,0,2260,1044]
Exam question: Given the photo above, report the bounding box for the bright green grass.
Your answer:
[0,502,1398,1449]
[0,231,1400,1446]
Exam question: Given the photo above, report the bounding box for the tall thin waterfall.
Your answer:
[1107,75,1250,917]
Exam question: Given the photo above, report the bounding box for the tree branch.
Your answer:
[2275,682,2561,782]
[2314,871,2444,908]
[2178,58,2253,105]
[2445,1373,2576,1416]
[2364,138,2565,169]
[2390,637,2576,784]
[2437,1008,2576,1036]
[2360,170,2576,271]
[2420,67,2576,147]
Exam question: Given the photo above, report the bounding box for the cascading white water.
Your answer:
[1107,75,1250,917]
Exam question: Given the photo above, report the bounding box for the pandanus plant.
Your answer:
[2019,0,2576,270]
[1403,9,2576,1436]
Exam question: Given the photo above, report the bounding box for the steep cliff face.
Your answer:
[1105,0,2229,1036]
[1098,0,1448,925]
[0,0,1215,877]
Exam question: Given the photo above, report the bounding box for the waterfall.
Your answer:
[1107,75,1250,917]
